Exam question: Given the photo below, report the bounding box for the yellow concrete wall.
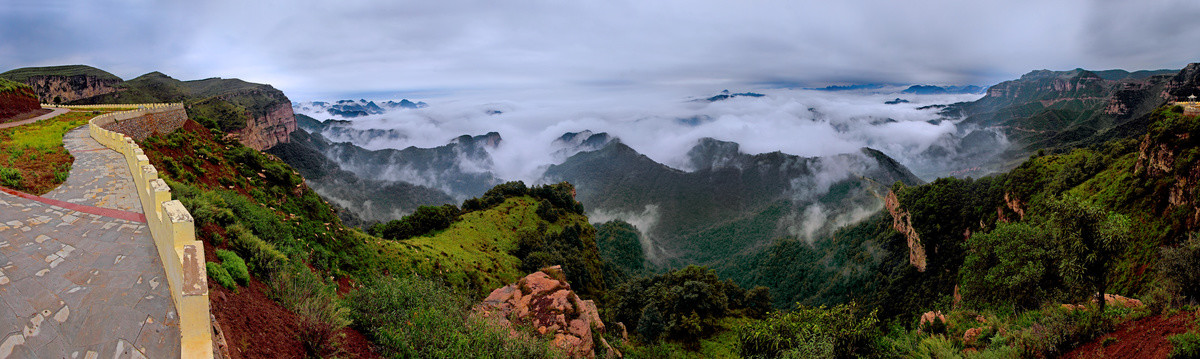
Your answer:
[87,104,214,359]
[43,103,163,109]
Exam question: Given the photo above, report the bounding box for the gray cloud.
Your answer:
[3,0,1199,100]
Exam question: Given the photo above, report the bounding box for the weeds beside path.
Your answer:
[0,109,116,194]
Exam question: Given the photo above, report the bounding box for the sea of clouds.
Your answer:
[294,86,992,183]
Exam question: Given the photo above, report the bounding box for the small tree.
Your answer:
[1047,195,1131,313]
[960,221,1060,309]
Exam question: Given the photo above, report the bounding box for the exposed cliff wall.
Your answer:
[1135,127,1200,226]
[1,65,124,104]
[885,190,927,272]
[23,74,121,104]
[228,102,296,151]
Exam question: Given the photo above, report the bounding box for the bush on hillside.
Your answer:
[227,224,287,276]
[960,222,1064,309]
[1160,235,1200,304]
[206,262,236,290]
[1169,330,1200,359]
[216,249,250,285]
[594,220,648,280]
[268,263,350,358]
[370,204,460,240]
[608,265,767,344]
[513,223,609,298]
[461,180,583,215]
[735,302,879,359]
[348,275,557,358]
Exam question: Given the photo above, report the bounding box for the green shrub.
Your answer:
[1161,235,1200,304]
[1171,331,1200,359]
[216,249,250,285]
[370,204,460,240]
[269,264,350,358]
[206,262,236,290]
[349,275,558,358]
[0,167,22,188]
[1006,305,1109,357]
[960,222,1063,310]
[227,224,287,276]
[735,302,878,359]
[220,191,294,246]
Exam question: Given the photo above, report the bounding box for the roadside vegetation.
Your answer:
[0,109,117,194]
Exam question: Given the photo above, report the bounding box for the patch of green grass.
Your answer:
[370,196,585,296]
[0,110,112,193]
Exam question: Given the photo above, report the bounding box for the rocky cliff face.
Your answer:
[1135,129,1200,226]
[981,69,1109,104]
[474,266,620,358]
[885,190,927,272]
[230,102,296,151]
[23,74,121,104]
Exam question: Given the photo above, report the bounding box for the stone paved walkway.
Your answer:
[44,128,142,213]
[0,126,178,358]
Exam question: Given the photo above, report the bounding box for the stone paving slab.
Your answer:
[43,127,141,214]
[0,125,179,358]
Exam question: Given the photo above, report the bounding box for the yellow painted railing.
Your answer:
[87,104,213,359]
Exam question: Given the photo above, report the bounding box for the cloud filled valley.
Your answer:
[293,86,994,184]
[280,86,1001,264]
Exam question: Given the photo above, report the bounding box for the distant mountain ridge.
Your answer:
[294,98,428,118]
[901,85,985,95]
[939,64,1198,169]
[543,137,923,265]
[0,65,296,150]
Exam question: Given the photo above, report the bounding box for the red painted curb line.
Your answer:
[0,186,147,223]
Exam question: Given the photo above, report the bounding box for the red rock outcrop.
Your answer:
[1061,294,1144,311]
[228,102,296,151]
[963,327,984,345]
[474,266,620,358]
[916,311,947,334]
[885,190,927,272]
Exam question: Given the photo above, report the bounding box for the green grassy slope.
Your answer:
[368,195,590,296]
[0,78,34,93]
[0,65,122,82]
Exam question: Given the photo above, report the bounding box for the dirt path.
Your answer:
[1064,311,1197,359]
[0,107,68,130]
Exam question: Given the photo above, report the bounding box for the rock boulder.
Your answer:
[475,266,620,358]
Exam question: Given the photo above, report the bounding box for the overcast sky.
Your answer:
[4,0,1200,100]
